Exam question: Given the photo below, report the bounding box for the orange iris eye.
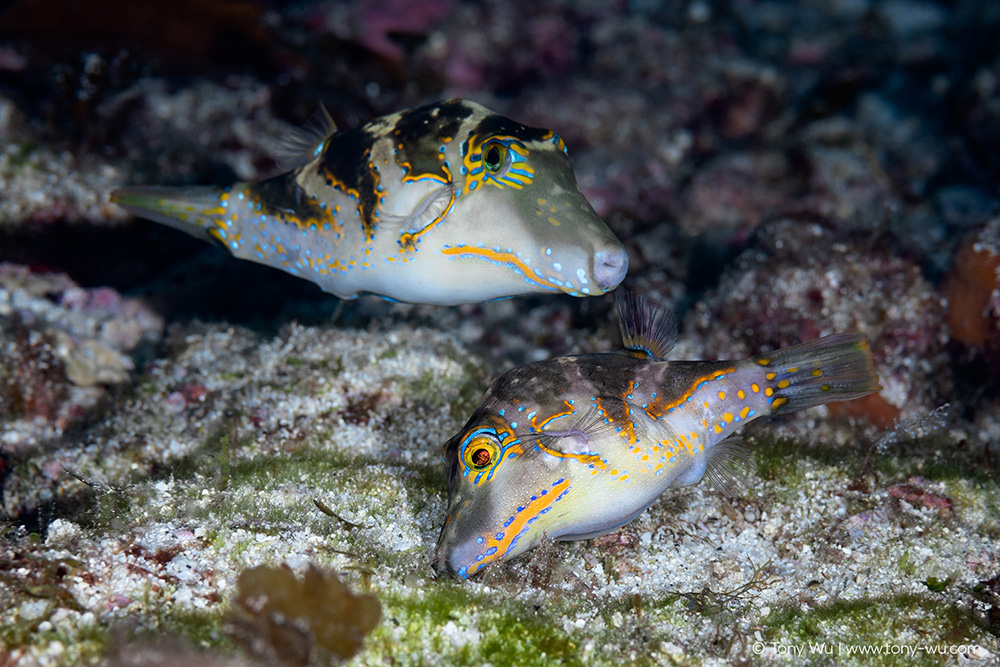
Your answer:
[463,435,499,470]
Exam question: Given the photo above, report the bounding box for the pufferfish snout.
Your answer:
[593,249,629,291]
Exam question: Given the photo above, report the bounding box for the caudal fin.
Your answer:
[756,333,881,414]
[110,185,229,244]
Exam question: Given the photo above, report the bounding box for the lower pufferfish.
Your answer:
[435,292,881,578]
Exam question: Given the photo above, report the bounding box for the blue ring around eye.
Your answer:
[459,426,526,484]
[460,426,500,479]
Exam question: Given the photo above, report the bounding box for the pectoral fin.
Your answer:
[392,183,456,247]
[527,404,621,471]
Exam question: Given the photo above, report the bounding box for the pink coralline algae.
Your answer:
[355,0,454,64]
[687,216,951,425]
[0,263,163,446]
[428,4,577,93]
[675,150,797,241]
[887,478,953,513]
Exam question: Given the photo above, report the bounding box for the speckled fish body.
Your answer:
[110,99,628,305]
[435,293,880,578]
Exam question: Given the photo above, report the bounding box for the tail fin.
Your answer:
[110,185,229,244]
[756,333,881,414]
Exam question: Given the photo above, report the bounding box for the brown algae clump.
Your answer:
[226,563,381,666]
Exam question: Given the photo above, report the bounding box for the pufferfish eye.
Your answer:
[482,142,509,174]
[463,435,500,470]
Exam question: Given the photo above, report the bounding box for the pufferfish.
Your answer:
[435,292,880,578]
[110,99,628,305]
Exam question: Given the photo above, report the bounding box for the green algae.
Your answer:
[1,614,107,663]
[372,585,585,667]
[0,549,100,661]
[761,593,993,666]
[2,141,38,174]
[923,576,952,593]
[138,607,233,654]
[409,360,488,422]
[17,327,481,540]
[750,429,1000,521]
[749,434,852,483]
[874,441,1000,487]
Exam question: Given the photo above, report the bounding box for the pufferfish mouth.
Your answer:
[434,506,508,579]
[592,247,629,291]
[432,543,476,579]
[537,243,629,295]
[544,244,629,295]
[433,509,493,579]
[433,534,506,579]
[433,532,476,579]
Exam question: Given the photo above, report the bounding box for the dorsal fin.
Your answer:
[703,435,756,497]
[615,290,677,360]
[275,103,338,170]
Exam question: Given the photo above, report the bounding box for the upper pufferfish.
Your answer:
[111,99,628,305]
